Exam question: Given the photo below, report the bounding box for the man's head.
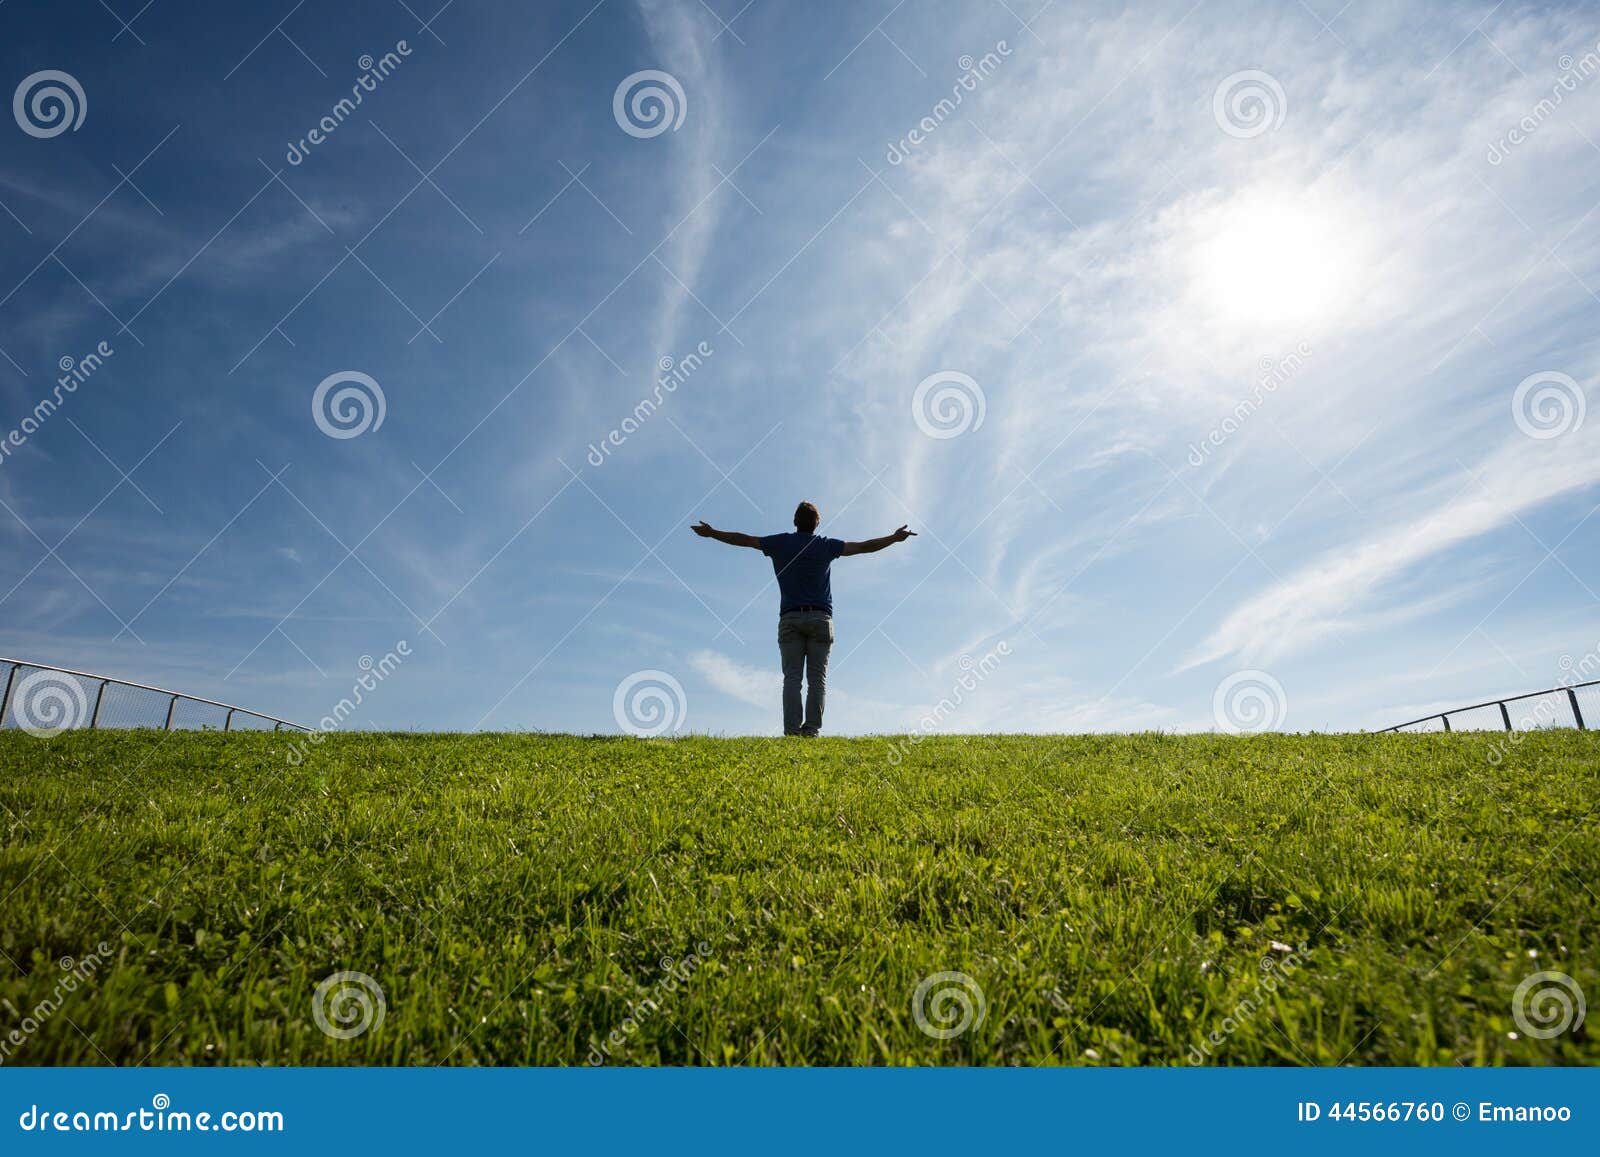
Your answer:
[793,501,820,534]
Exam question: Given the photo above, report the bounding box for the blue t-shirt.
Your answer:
[759,532,846,613]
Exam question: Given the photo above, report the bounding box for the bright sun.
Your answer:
[1188,190,1361,329]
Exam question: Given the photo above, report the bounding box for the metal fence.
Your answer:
[1381,679,1599,734]
[0,656,311,736]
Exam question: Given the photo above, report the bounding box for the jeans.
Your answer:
[777,612,834,736]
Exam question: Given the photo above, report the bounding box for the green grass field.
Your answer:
[0,729,1595,1066]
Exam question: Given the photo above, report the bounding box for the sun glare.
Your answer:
[1188,191,1362,329]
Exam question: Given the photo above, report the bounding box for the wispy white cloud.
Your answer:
[688,647,778,707]
[1185,419,1600,668]
[636,0,726,362]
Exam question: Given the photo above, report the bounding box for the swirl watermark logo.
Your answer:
[613,670,687,737]
[912,370,985,439]
[1212,70,1286,139]
[312,371,386,439]
[1511,371,1585,440]
[911,971,986,1040]
[1212,669,1287,734]
[12,670,89,737]
[311,970,386,1040]
[13,70,86,139]
[613,70,686,138]
[1511,970,1586,1039]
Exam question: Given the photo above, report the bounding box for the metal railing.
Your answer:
[1381,678,1598,733]
[0,656,311,735]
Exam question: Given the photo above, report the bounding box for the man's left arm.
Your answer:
[691,521,763,549]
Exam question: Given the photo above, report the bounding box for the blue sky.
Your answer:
[1,0,1598,735]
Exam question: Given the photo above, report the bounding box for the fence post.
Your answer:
[225,708,235,732]
[165,695,178,730]
[1441,714,1451,732]
[90,680,107,729]
[0,664,17,729]
[1569,687,1586,731]
[1499,702,1512,731]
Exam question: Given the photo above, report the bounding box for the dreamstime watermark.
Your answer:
[0,341,114,470]
[613,670,687,737]
[586,341,713,467]
[585,943,712,1065]
[285,642,411,765]
[912,370,986,439]
[884,41,1013,165]
[1187,943,1309,1064]
[1487,42,1600,165]
[1558,639,1600,688]
[911,971,987,1040]
[1511,371,1585,440]
[13,70,86,138]
[1483,696,1561,766]
[886,641,1011,765]
[286,42,413,165]
[311,970,386,1040]
[17,1095,284,1134]
[613,70,686,138]
[1212,70,1286,138]
[312,370,386,439]
[0,942,114,1065]
[1187,342,1311,467]
[1511,970,1586,1040]
[1212,669,1288,734]
[11,670,89,737]
[1486,644,1598,766]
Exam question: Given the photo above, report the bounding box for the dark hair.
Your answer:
[794,501,820,533]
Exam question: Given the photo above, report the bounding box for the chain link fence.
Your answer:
[1382,679,1599,734]
[0,656,310,736]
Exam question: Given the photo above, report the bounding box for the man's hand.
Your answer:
[842,526,917,556]
[692,521,763,549]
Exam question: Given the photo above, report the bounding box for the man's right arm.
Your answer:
[691,521,763,549]
[840,525,917,556]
